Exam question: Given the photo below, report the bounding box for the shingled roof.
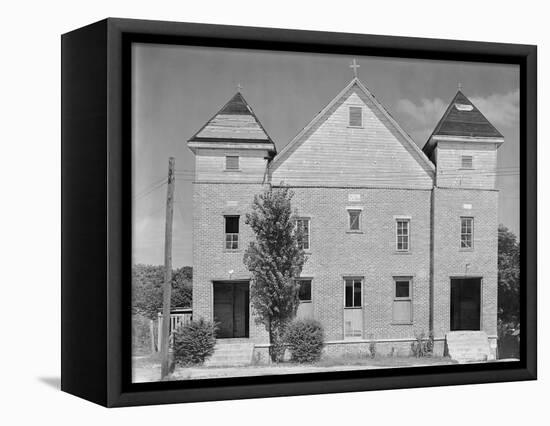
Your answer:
[189,92,274,144]
[423,90,503,157]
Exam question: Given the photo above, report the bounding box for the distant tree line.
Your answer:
[132,264,192,320]
[131,264,192,355]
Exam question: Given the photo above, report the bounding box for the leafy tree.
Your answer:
[244,186,307,362]
[498,225,520,323]
[132,264,192,320]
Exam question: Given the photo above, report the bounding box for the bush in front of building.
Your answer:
[172,319,217,366]
[411,330,434,357]
[284,319,325,363]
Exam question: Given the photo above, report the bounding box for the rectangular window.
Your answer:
[348,209,361,231]
[396,219,410,251]
[344,278,362,308]
[224,215,239,250]
[393,278,412,323]
[297,279,312,302]
[295,218,310,250]
[461,155,473,169]
[349,106,362,127]
[225,155,239,170]
[461,217,474,249]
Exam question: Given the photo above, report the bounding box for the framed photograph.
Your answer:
[61,18,536,407]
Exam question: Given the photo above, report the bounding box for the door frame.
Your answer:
[342,276,364,339]
[211,280,250,338]
[449,276,483,331]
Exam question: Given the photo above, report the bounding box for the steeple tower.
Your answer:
[188,91,276,183]
[423,89,504,189]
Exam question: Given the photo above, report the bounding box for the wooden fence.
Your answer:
[157,307,192,349]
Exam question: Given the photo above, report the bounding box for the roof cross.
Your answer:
[349,59,360,78]
[458,82,463,91]
[236,83,243,92]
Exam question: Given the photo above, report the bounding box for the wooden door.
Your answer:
[213,281,249,338]
[450,278,481,331]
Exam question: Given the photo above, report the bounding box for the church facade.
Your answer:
[187,75,503,361]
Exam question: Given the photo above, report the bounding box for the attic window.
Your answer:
[455,103,474,112]
[461,155,473,169]
[225,155,239,170]
[349,106,363,127]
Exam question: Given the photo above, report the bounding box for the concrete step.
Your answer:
[445,331,492,363]
[205,341,254,367]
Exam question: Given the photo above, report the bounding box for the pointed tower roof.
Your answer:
[423,90,504,157]
[188,92,275,155]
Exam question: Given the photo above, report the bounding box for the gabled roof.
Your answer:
[270,77,435,175]
[188,92,274,146]
[423,90,504,157]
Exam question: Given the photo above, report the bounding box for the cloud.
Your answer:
[395,90,519,137]
[395,97,447,128]
[470,90,519,129]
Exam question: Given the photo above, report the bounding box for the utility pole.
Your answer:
[160,157,175,379]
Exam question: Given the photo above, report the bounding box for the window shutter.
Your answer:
[461,155,473,169]
[349,107,362,127]
[226,155,239,170]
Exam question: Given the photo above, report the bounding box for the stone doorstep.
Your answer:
[213,344,255,350]
[205,341,255,367]
[445,331,492,363]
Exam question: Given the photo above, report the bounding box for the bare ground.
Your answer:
[132,354,457,383]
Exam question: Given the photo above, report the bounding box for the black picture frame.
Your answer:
[61,17,537,407]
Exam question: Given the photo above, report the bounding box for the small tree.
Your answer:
[497,225,520,358]
[498,225,520,323]
[244,186,307,362]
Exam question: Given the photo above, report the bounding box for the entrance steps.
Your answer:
[445,331,492,363]
[204,339,254,367]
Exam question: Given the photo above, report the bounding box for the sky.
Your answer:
[132,43,520,268]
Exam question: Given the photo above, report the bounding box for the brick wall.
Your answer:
[192,181,269,343]
[432,188,499,341]
[287,186,432,342]
[192,181,498,354]
[194,182,433,346]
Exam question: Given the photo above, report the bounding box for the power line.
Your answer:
[134,180,167,201]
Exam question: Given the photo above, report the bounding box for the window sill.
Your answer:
[223,249,243,253]
[391,322,413,326]
[344,306,363,310]
[393,251,412,255]
[459,248,474,252]
[346,230,363,234]
[223,169,242,172]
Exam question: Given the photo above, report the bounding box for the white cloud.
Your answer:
[395,97,447,128]
[470,90,519,129]
[395,90,519,136]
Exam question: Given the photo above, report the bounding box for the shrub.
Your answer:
[411,330,434,357]
[368,334,377,359]
[172,319,217,366]
[284,319,325,363]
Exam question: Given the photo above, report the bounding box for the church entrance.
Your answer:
[450,278,481,331]
[213,281,249,338]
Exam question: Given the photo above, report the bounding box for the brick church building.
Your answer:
[187,73,503,362]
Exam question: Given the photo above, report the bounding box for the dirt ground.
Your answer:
[132,354,457,383]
